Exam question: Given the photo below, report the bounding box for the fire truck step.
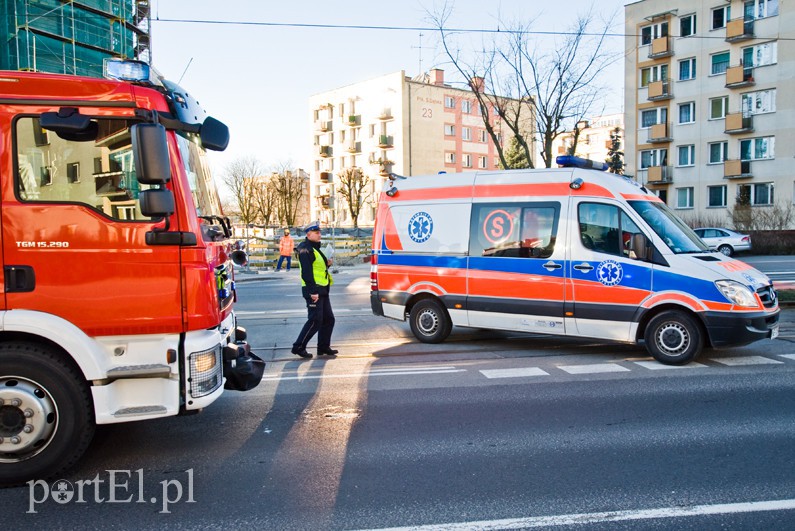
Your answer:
[112,406,168,418]
[107,364,171,378]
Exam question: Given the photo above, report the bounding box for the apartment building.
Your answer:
[308,69,533,227]
[1,0,150,77]
[552,114,624,165]
[625,0,794,227]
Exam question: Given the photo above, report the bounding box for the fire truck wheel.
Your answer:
[0,342,95,486]
[409,299,452,344]
[644,310,704,365]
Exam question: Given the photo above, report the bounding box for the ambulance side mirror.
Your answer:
[628,233,651,261]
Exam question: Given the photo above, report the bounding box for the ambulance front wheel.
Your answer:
[644,310,704,365]
[409,299,452,344]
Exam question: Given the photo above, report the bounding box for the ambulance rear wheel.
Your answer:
[644,310,704,365]
[409,299,452,344]
[0,343,95,486]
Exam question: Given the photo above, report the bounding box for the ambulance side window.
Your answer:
[470,202,559,259]
[578,203,643,256]
[14,116,154,221]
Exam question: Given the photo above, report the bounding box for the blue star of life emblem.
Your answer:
[408,212,433,243]
[596,260,623,286]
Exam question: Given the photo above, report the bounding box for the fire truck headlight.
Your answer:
[191,349,217,373]
[189,347,222,397]
[715,280,757,307]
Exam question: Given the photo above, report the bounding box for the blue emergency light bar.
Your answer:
[556,155,609,172]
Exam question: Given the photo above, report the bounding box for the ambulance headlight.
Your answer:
[715,280,757,307]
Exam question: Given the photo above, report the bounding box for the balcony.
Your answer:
[378,108,393,120]
[723,159,752,179]
[648,36,673,58]
[347,114,360,126]
[319,145,331,157]
[646,165,673,184]
[726,17,754,43]
[315,120,332,132]
[725,65,755,88]
[378,134,393,148]
[319,171,331,182]
[347,141,361,153]
[378,162,394,176]
[647,122,672,143]
[647,79,672,101]
[724,112,754,134]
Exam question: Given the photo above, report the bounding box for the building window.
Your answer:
[710,51,730,75]
[445,152,456,164]
[708,141,728,164]
[444,124,455,136]
[444,96,455,108]
[678,102,695,124]
[462,127,471,141]
[742,41,777,67]
[479,130,488,143]
[67,162,80,183]
[639,148,667,169]
[711,6,730,29]
[676,187,694,209]
[462,154,472,168]
[461,100,471,113]
[679,58,696,81]
[740,136,774,160]
[708,185,727,207]
[742,89,776,115]
[640,64,668,87]
[369,124,376,137]
[640,21,668,46]
[478,156,487,169]
[709,96,729,119]
[677,145,695,167]
[738,183,774,206]
[640,107,667,128]
[680,14,696,37]
[754,0,779,18]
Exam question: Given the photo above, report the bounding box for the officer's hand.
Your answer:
[311,293,319,302]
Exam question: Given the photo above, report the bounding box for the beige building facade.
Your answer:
[308,70,532,227]
[552,114,624,165]
[625,0,795,228]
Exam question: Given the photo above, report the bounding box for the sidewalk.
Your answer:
[233,260,370,283]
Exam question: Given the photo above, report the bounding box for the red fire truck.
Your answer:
[0,60,262,485]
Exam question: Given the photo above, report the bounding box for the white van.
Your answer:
[369,157,780,365]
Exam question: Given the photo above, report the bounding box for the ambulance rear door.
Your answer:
[466,195,568,335]
[568,197,653,341]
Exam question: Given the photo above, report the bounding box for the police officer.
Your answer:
[291,221,338,358]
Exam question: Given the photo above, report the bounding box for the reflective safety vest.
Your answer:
[300,248,333,287]
[279,235,294,256]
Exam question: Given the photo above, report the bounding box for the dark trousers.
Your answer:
[276,255,292,270]
[292,287,335,351]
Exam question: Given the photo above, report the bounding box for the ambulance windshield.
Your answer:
[629,201,710,254]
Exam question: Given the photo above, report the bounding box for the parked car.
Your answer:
[694,227,752,256]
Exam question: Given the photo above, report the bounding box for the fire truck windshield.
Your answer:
[175,131,224,221]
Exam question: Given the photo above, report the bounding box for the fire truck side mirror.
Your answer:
[200,116,230,152]
[39,108,98,141]
[139,189,175,218]
[131,123,172,184]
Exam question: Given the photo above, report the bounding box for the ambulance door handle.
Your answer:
[543,261,562,271]
[573,263,594,273]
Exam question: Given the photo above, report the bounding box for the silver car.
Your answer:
[694,227,752,256]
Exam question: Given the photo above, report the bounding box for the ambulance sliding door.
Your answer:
[466,201,567,334]
[569,199,653,340]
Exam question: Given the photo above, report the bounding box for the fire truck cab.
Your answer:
[370,157,780,365]
[0,61,260,485]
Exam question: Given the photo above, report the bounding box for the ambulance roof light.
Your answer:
[556,155,609,172]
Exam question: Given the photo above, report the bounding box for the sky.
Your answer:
[149,0,628,180]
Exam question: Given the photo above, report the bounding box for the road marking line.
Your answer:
[558,363,630,374]
[712,356,784,366]
[634,361,707,370]
[779,354,795,361]
[480,368,549,379]
[364,499,795,530]
[261,369,465,381]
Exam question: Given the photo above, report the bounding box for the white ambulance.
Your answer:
[369,157,780,365]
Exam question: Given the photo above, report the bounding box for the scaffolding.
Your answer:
[0,0,151,77]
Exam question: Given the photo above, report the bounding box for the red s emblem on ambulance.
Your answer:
[483,209,513,245]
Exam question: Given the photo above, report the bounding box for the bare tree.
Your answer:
[253,178,278,226]
[270,161,308,227]
[336,167,370,229]
[221,156,264,226]
[431,3,618,168]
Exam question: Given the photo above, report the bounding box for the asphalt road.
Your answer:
[3,259,794,529]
